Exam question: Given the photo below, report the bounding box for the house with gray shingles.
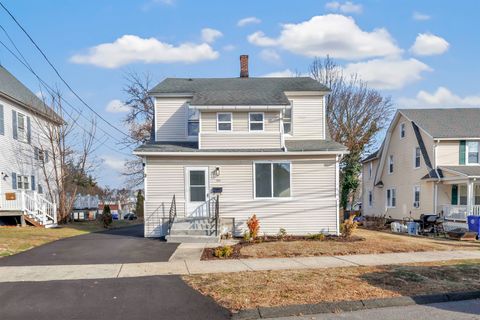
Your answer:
[362,108,480,228]
[134,56,348,242]
[0,65,61,227]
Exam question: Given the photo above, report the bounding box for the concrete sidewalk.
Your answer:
[1,250,479,283]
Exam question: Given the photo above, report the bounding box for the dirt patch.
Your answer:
[183,259,480,311]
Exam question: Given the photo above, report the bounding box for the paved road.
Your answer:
[274,299,480,320]
[0,275,230,320]
[0,224,179,266]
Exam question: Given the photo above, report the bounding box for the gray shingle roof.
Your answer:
[362,149,380,163]
[440,166,480,177]
[134,139,345,153]
[149,77,329,106]
[0,65,62,123]
[399,108,480,138]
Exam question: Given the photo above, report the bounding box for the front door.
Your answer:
[185,167,209,217]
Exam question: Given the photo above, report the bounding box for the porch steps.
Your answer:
[166,218,219,243]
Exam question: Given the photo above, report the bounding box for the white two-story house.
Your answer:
[134,55,347,241]
[362,108,480,226]
[0,65,61,227]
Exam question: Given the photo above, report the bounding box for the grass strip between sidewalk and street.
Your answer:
[183,259,480,311]
[0,220,142,257]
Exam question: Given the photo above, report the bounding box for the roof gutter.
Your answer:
[133,150,349,157]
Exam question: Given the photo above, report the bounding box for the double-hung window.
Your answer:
[17,113,26,141]
[368,191,373,207]
[413,186,420,208]
[17,175,29,190]
[282,106,292,134]
[217,113,232,132]
[368,162,373,179]
[388,155,394,174]
[187,107,199,137]
[249,113,264,131]
[467,141,479,164]
[254,162,291,198]
[414,147,421,168]
[386,188,396,208]
[400,123,406,139]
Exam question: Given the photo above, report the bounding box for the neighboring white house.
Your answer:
[362,108,480,226]
[134,55,348,241]
[0,65,61,227]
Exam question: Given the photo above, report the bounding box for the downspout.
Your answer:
[335,154,340,235]
[433,140,441,214]
[280,112,287,151]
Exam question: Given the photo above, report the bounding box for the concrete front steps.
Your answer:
[166,217,220,243]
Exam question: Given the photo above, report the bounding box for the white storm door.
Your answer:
[185,167,209,217]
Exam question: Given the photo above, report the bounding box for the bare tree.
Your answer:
[121,71,155,188]
[36,90,97,223]
[310,57,394,209]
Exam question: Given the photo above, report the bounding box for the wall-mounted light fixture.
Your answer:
[1,172,8,180]
[214,166,221,177]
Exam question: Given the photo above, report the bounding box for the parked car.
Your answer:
[123,213,138,220]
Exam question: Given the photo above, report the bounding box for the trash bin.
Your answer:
[407,221,419,235]
[467,215,480,234]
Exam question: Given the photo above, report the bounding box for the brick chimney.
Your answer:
[240,55,249,78]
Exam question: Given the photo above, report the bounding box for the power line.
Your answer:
[0,37,132,157]
[0,1,131,139]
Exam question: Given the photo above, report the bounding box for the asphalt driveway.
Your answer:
[0,276,230,320]
[0,224,179,266]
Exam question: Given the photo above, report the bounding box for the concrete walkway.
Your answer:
[1,249,479,283]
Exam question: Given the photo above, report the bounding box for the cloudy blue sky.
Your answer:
[1,0,479,187]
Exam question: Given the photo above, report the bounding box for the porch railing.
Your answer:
[439,204,480,221]
[0,190,57,225]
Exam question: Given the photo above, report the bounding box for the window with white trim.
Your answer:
[400,123,406,139]
[413,186,420,208]
[467,141,479,164]
[187,107,199,137]
[17,175,30,190]
[17,112,26,141]
[386,188,396,208]
[254,162,291,198]
[414,147,421,168]
[368,190,373,207]
[388,155,394,174]
[282,106,292,134]
[217,113,232,132]
[249,113,264,131]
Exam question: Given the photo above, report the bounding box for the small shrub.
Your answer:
[277,227,287,240]
[213,245,233,259]
[341,215,358,238]
[247,214,260,239]
[102,205,113,228]
[307,233,325,241]
[243,231,251,241]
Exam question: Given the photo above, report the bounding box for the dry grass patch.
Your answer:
[237,229,480,259]
[184,259,480,311]
[0,220,141,257]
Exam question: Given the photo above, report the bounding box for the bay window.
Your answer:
[254,162,291,198]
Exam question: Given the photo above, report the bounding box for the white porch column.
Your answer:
[467,179,473,215]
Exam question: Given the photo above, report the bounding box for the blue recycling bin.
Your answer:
[467,215,480,234]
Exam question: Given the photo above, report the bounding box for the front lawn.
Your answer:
[204,229,480,260]
[0,219,142,257]
[184,259,480,311]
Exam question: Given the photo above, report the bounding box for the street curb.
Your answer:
[230,291,480,319]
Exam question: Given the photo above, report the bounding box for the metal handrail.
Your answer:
[214,194,219,236]
[168,195,176,232]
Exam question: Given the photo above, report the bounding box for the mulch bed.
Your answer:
[202,235,365,260]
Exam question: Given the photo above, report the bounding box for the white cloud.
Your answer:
[70,35,219,68]
[101,155,126,173]
[410,33,449,56]
[263,69,297,77]
[325,1,363,14]
[248,14,401,60]
[201,28,223,43]
[259,49,281,63]
[344,58,432,90]
[237,16,261,27]
[106,99,129,113]
[398,87,480,108]
[412,11,431,21]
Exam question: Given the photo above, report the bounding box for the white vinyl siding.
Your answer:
[144,156,338,237]
[284,94,325,140]
[155,97,190,141]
